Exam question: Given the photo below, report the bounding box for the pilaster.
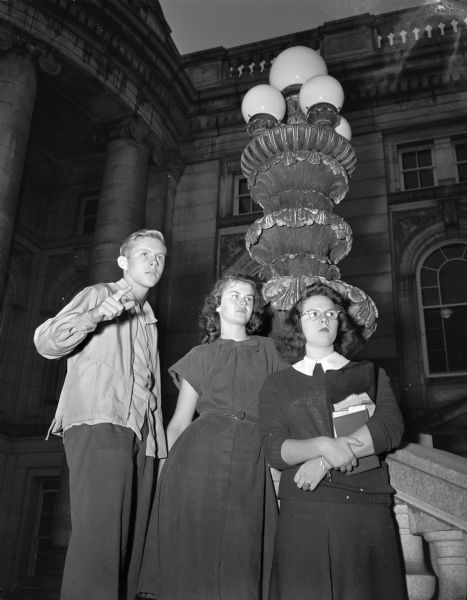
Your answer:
[0,52,37,295]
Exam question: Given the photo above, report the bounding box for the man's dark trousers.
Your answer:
[61,422,155,600]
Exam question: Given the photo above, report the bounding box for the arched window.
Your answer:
[418,242,467,376]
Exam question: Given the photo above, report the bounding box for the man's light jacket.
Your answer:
[34,279,167,459]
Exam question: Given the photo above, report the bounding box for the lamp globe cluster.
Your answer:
[241,45,351,140]
[239,46,377,335]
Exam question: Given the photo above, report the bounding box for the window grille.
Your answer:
[233,176,260,215]
[28,478,60,576]
[78,195,98,235]
[399,146,435,190]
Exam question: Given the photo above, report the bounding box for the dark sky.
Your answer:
[159,0,440,54]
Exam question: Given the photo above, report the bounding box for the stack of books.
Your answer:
[332,393,380,475]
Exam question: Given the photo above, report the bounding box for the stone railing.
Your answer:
[376,13,467,47]
[387,442,467,600]
[203,7,467,84]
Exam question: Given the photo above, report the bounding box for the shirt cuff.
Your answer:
[266,434,290,470]
[366,419,387,455]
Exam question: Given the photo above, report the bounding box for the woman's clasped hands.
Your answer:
[295,435,362,492]
[294,456,331,491]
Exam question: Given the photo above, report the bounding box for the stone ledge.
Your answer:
[387,443,467,532]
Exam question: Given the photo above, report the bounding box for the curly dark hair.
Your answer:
[274,281,365,363]
[199,273,265,344]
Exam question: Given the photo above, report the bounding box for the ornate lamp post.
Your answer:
[241,45,378,338]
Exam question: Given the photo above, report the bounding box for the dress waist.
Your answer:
[200,409,258,424]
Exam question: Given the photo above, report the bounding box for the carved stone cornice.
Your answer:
[186,5,467,129]
[0,1,194,141]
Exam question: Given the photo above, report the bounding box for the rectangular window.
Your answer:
[29,478,60,576]
[78,194,99,235]
[399,146,435,190]
[233,176,260,216]
[454,141,467,182]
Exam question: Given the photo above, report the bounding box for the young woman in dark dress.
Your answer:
[259,282,407,600]
[138,273,285,600]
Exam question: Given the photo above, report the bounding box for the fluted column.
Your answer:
[0,53,37,295]
[90,136,150,283]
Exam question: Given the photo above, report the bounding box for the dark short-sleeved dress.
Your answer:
[138,336,283,600]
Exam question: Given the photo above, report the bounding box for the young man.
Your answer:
[34,229,168,600]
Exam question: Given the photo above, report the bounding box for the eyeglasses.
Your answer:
[300,309,341,321]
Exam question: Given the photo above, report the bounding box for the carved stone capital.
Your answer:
[38,51,62,76]
[95,117,161,160]
[162,150,185,182]
[0,25,62,78]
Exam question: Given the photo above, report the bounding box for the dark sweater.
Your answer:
[259,360,404,504]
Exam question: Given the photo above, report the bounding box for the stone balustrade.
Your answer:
[387,443,467,600]
[220,7,467,84]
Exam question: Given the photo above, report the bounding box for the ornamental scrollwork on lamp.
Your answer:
[240,45,378,338]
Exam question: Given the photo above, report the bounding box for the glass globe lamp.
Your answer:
[335,116,352,141]
[269,46,327,94]
[298,74,344,113]
[241,84,286,122]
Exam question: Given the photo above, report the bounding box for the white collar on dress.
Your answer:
[292,351,349,375]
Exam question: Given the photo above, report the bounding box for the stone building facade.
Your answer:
[0,0,466,596]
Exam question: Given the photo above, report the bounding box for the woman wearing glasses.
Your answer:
[259,281,406,600]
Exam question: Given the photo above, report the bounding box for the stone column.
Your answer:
[90,135,150,283]
[0,53,37,295]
